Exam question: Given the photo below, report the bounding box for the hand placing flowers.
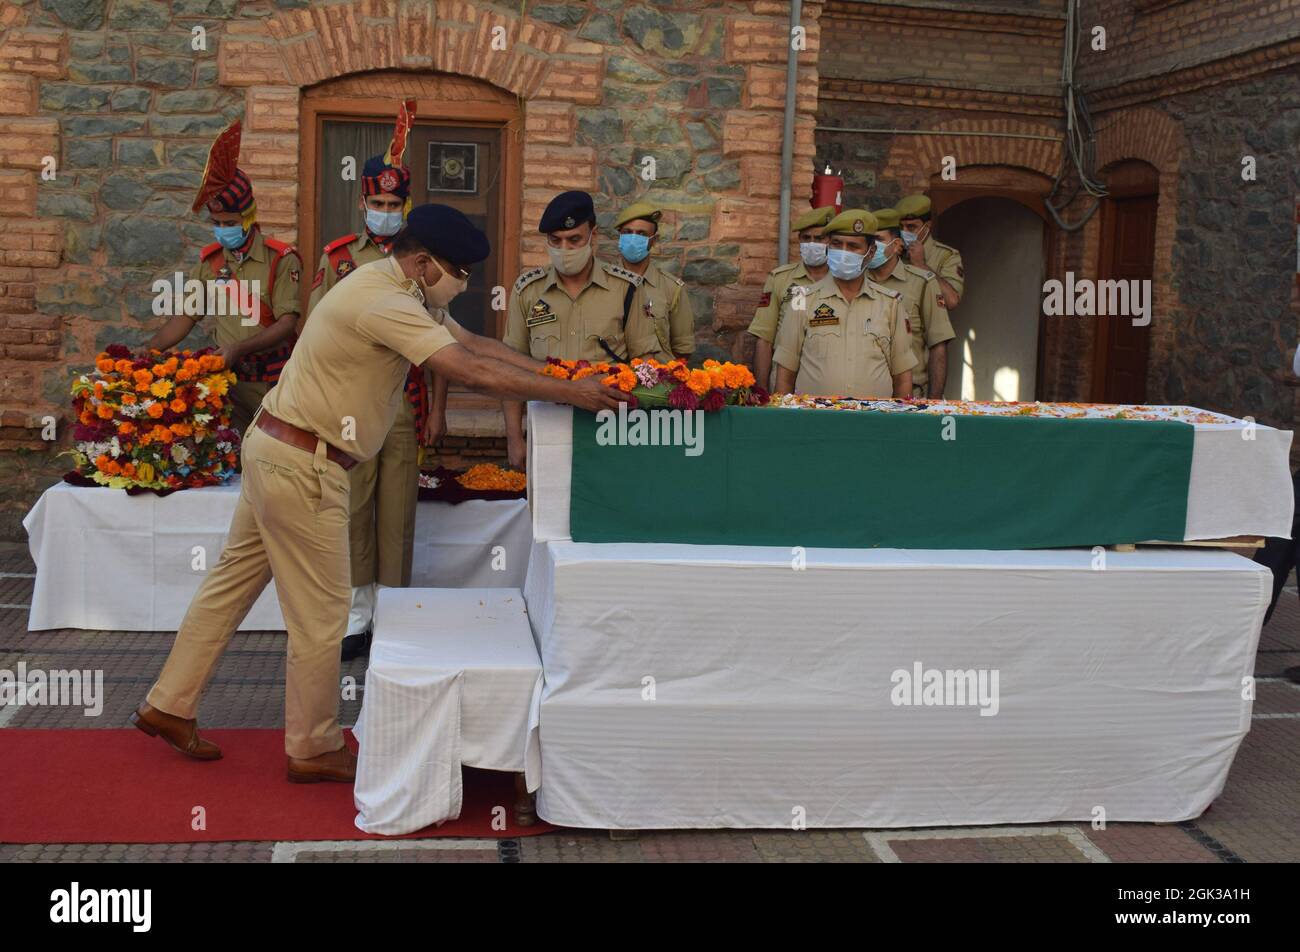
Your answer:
[539,357,767,413]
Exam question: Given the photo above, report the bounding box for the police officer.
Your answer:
[305,104,441,661]
[502,190,652,469]
[133,204,630,782]
[895,193,964,310]
[612,200,695,362]
[747,205,835,389]
[773,209,915,399]
[867,207,955,399]
[147,121,302,436]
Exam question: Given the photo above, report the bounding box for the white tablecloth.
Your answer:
[526,401,1295,543]
[524,541,1268,829]
[23,480,532,632]
[352,587,542,835]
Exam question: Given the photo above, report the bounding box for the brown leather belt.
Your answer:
[254,410,357,471]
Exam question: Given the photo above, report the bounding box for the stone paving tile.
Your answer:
[517,829,647,863]
[1076,822,1220,863]
[750,829,881,862]
[886,833,1091,863]
[0,841,274,862]
[294,847,500,863]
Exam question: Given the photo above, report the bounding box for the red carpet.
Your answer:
[0,729,552,843]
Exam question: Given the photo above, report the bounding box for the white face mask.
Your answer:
[547,236,593,276]
[799,241,828,267]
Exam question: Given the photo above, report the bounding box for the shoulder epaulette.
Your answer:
[262,236,297,259]
[512,267,546,295]
[867,280,901,299]
[606,262,643,287]
[664,270,684,288]
[932,240,958,254]
[324,233,358,255]
[771,262,800,276]
[199,242,223,262]
[903,263,936,281]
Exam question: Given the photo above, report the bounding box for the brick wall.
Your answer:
[0,0,822,540]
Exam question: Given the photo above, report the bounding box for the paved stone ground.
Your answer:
[2,541,1297,864]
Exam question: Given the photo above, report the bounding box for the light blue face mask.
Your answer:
[618,232,651,264]
[866,240,891,271]
[826,248,866,280]
[900,229,919,247]
[213,224,246,250]
[365,208,404,238]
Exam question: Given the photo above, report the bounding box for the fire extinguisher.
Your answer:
[811,164,844,212]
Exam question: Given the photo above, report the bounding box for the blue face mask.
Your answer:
[365,208,404,238]
[900,230,918,248]
[618,232,651,264]
[213,224,246,250]
[826,248,866,280]
[866,240,891,271]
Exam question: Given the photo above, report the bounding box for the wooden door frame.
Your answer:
[927,184,1057,401]
[1090,183,1158,403]
[297,96,522,333]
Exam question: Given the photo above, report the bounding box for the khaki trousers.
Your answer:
[348,399,419,589]
[230,380,270,438]
[147,421,352,759]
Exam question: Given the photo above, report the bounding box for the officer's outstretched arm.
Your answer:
[146,315,194,353]
[425,344,628,413]
[442,312,542,372]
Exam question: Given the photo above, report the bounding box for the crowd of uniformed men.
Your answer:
[130,109,967,780]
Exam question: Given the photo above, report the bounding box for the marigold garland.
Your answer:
[538,357,765,412]
[68,344,241,491]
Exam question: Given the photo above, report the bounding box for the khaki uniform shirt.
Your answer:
[747,261,817,344]
[637,259,695,360]
[924,237,965,297]
[187,229,302,350]
[773,275,916,398]
[261,257,455,461]
[869,261,954,393]
[308,232,388,315]
[504,260,653,363]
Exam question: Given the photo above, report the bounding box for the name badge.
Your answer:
[808,302,839,327]
[526,302,557,328]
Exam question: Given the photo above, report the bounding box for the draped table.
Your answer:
[23,479,531,632]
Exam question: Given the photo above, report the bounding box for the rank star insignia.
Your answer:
[379,169,399,192]
[336,259,355,278]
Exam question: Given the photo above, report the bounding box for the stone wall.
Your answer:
[0,0,821,540]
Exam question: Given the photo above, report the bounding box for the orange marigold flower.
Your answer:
[672,365,689,382]
[169,422,192,437]
[456,463,527,492]
[198,354,220,372]
[685,369,713,396]
[169,398,187,414]
[96,357,115,374]
[102,460,122,476]
[146,402,165,419]
[96,403,114,420]
[122,462,137,478]
[94,454,110,471]
[153,425,174,443]
[703,359,721,369]
[117,421,135,435]
[114,359,134,375]
[120,392,137,405]
[722,363,755,389]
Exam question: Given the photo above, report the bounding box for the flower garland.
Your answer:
[456,463,527,492]
[770,393,1238,424]
[68,344,241,490]
[540,357,766,412]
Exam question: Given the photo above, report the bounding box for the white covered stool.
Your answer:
[353,587,542,835]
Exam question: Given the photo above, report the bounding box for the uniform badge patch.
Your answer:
[936,293,947,309]
[852,219,864,234]
[215,265,232,284]
[289,269,300,283]
[758,292,772,308]
[312,268,324,289]
[336,259,355,279]
[379,169,399,193]
[526,301,557,328]
[809,302,839,327]
[563,216,576,229]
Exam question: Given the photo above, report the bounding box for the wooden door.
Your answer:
[1093,191,1156,403]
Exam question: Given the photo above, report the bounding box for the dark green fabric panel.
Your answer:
[569,405,1194,549]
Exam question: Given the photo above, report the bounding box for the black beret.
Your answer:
[539,190,595,234]
[404,203,490,266]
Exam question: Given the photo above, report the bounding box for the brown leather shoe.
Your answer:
[130,702,222,761]
[287,745,357,784]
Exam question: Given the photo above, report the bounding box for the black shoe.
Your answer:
[341,630,372,662]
